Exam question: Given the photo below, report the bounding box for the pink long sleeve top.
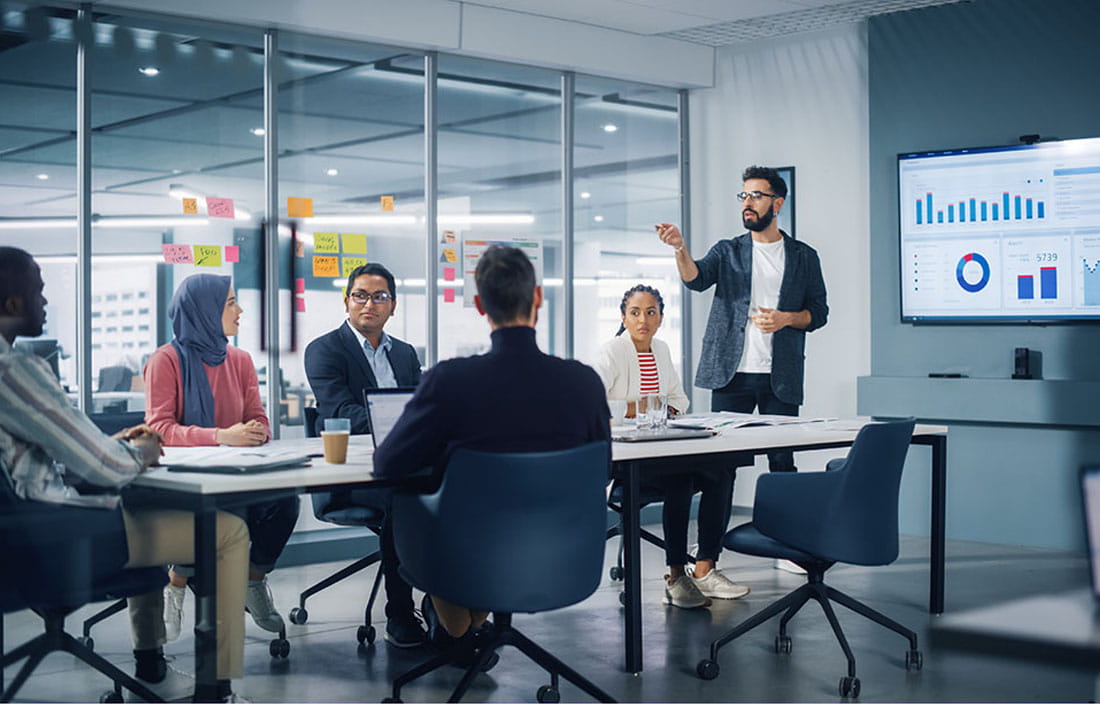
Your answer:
[144,343,271,447]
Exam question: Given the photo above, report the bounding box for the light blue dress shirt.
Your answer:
[346,320,398,388]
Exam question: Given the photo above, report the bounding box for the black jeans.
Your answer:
[649,461,734,567]
[712,372,799,473]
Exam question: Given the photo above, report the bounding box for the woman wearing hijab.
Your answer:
[145,273,299,641]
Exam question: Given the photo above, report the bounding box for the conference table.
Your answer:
[611,419,949,673]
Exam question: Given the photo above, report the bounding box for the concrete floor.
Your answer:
[3,534,1095,702]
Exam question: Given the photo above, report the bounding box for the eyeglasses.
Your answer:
[736,191,779,203]
[348,290,393,305]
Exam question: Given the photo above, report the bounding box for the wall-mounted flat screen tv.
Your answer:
[898,136,1100,323]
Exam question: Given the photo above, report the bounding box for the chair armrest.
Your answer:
[825,457,847,472]
[752,469,845,553]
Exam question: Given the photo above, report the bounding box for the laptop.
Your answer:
[364,387,416,450]
[1080,465,1100,600]
[612,427,716,443]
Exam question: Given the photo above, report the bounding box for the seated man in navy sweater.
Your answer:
[374,245,610,655]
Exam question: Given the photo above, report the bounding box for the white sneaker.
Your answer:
[691,568,750,599]
[775,559,807,575]
[664,574,710,609]
[245,577,285,633]
[163,583,186,642]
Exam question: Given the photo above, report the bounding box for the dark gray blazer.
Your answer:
[304,322,422,435]
[685,232,828,406]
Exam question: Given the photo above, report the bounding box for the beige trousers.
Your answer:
[121,508,249,680]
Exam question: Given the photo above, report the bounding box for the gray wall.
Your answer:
[865,0,1100,549]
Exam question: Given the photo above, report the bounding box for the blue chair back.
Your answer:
[394,442,609,614]
[755,418,916,566]
[89,410,146,436]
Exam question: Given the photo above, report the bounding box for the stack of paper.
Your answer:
[669,412,829,431]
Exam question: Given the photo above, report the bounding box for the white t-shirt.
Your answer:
[737,237,786,374]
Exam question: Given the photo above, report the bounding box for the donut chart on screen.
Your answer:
[956,252,990,292]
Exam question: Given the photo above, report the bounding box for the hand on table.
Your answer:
[216,420,267,447]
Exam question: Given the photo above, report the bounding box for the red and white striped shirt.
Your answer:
[637,352,660,395]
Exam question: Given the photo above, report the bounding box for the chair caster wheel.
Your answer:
[288,607,308,625]
[537,685,560,703]
[609,566,623,581]
[774,635,792,654]
[357,624,376,644]
[839,676,860,698]
[618,591,626,606]
[905,649,923,671]
[696,659,719,680]
[100,690,123,703]
[269,637,290,658]
[80,636,95,651]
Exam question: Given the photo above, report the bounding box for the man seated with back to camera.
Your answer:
[373,245,611,665]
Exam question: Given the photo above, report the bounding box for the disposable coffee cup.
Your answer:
[322,418,351,464]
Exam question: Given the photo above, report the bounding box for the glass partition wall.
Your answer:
[0,2,687,436]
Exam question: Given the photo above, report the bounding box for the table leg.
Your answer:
[193,509,219,702]
[929,435,946,614]
[622,461,643,674]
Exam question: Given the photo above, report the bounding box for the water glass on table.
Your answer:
[322,417,350,464]
[642,393,668,430]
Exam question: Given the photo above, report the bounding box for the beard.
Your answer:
[742,207,774,232]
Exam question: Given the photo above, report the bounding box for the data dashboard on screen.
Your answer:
[898,136,1100,322]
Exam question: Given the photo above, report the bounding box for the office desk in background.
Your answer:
[611,419,949,674]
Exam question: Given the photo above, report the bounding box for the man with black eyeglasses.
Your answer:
[304,262,426,647]
[655,165,828,578]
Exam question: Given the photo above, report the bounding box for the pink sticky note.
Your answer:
[206,197,235,219]
[295,278,305,294]
[443,288,455,303]
[161,244,193,264]
[443,267,456,281]
[224,245,239,263]
[295,297,306,313]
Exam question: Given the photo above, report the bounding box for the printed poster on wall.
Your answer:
[461,237,543,308]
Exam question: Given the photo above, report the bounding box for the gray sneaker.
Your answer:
[163,584,186,642]
[245,577,285,633]
[663,574,710,609]
[690,568,750,600]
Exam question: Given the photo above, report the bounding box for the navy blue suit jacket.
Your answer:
[304,322,422,436]
[374,326,611,481]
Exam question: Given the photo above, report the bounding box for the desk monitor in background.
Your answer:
[364,388,415,450]
[1081,466,1100,600]
[14,338,60,380]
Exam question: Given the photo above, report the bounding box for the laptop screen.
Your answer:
[364,388,415,450]
[1082,466,1100,599]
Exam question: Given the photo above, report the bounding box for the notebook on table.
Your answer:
[162,447,311,474]
[363,388,416,450]
[612,427,716,443]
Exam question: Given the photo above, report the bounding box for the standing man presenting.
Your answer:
[656,165,828,474]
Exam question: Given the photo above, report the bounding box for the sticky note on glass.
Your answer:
[194,245,222,267]
[295,278,305,294]
[313,232,339,254]
[341,256,367,277]
[443,267,456,281]
[162,244,193,264]
[182,198,198,215]
[312,256,339,277]
[206,197,235,219]
[287,197,314,218]
[295,240,305,258]
[295,298,306,313]
[381,195,394,212]
[341,233,367,254]
[442,248,457,263]
[443,288,455,303]
[224,245,239,263]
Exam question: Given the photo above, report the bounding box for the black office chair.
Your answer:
[0,478,167,703]
[696,419,923,698]
[286,407,385,646]
[386,442,616,703]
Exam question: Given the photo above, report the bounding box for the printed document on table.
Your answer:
[159,446,311,471]
[669,412,831,431]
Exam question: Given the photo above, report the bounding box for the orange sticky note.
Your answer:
[288,197,314,218]
[224,245,239,263]
[295,298,306,313]
[443,267,455,281]
[206,197,235,219]
[312,255,339,277]
[381,195,394,212]
[443,288,455,303]
[161,244,193,264]
[442,249,457,263]
[182,198,198,215]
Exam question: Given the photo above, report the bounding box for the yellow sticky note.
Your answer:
[287,197,314,218]
[193,245,222,267]
[313,232,339,254]
[341,256,367,277]
[442,248,458,263]
[341,233,367,254]
[312,256,339,278]
[381,195,394,212]
[182,198,198,215]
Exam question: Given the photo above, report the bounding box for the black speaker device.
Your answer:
[1012,347,1033,380]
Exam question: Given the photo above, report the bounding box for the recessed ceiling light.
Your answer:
[580,191,591,199]
[35,173,49,180]
[593,215,604,222]
[326,168,339,176]
[250,127,265,136]
[602,124,618,133]
[138,66,160,77]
